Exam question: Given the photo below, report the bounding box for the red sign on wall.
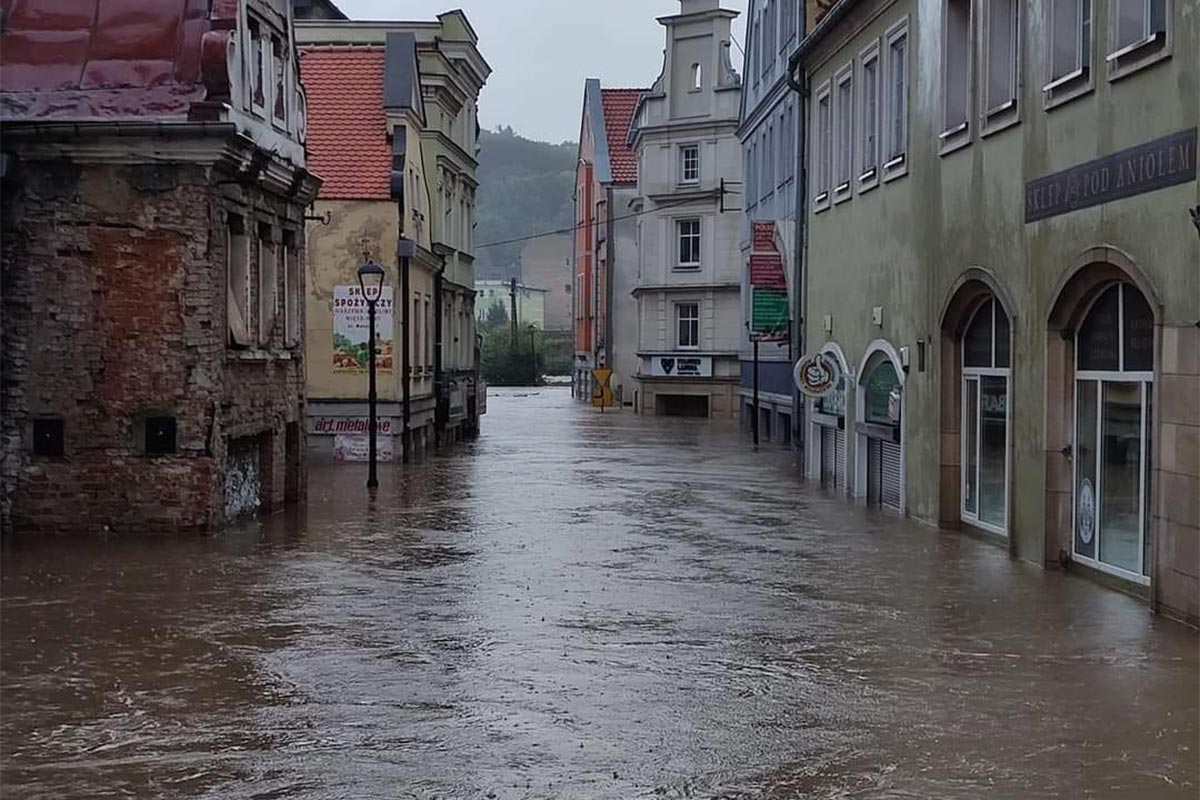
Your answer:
[749,253,786,288]
[752,221,777,253]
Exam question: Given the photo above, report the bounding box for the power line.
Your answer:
[475,192,724,250]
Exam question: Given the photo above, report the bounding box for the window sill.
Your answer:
[980,106,1021,139]
[832,182,852,205]
[938,122,971,156]
[1107,37,1170,83]
[881,154,907,183]
[857,167,879,194]
[673,265,702,272]
[226,349,294,363]
[1043,69,1093,111]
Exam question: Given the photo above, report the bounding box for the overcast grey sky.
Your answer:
[335,1,749,143]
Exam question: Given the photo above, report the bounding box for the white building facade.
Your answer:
[737,0,804,443]
[628,0,744,417]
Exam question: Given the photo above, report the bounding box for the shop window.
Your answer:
[961,299,1011,533]
[1073,283,1154,580]
[145,417,177,455]
[33,418,64,457]
[864,361,900,425]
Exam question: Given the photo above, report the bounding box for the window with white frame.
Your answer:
[1046,0,1092,95]
[681,144,699,183]
[813,80,832,206]
[1109,0,1168,72]
[860,43,880,186]
[883,19,909,179]
[833,65,853,200]
[676,219,701,269]
[227,214,252,347]
[983,0,1020,125]
[676,302,700,349]
[941,0,972,147]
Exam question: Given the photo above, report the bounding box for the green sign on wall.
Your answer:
[751,288,789,337]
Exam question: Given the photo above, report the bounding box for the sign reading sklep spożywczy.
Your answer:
[651,356,713,378]
[794,352,841,398]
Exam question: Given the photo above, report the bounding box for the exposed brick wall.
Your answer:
[1,157,307,534]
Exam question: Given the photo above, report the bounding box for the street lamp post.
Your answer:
[357,259,386,489]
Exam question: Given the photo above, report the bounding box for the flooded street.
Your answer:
[2,388,1196,799]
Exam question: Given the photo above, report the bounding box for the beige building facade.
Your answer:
[793,0,1198,624]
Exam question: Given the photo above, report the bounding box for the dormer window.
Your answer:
[691,63,703,91]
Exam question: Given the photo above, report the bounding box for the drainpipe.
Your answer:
[787,59,809,461]
[605,185,616,376]
[401,245,412,462]
[433,261,444,448]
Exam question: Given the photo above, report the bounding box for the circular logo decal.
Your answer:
[795,353,840,398]
[1077,479,1096,545]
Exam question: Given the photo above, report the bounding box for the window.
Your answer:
[283,231,300,347]
[1108,0,1169,76]
[883,19,909,180]
[32,418,63,457]
[753,15,762,86]
[413,295,422,370]
[983,0,1019,123]
[860,43,880,187]
[941,0,972,149]
[227,214,252,347]
[962,299,1011,534]
[257,223,276,345]
[1045,0,1092,100]
[145,416,177,455]
[1074,283,1154,580]
[249,20,265,111]
[778,109,790,185]
[762,1,774,76]
[691,63,703,91]
[764,125,774,200]
[272,35,286,123]
[425,296,434,368]
[782,0,797,47]
[676,219,701,269]
[833,65,853,201]
[680,144,699,183]
[677,302,700,349]
[744,147,755,209]
[813,80,832,207]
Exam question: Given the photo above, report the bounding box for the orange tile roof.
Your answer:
[300,47,390,200]
[600,88,644,185]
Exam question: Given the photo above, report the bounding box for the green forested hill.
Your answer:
[475,126,576,274]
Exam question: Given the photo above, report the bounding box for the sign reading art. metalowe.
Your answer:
[794,352,841,398]
[1025,128,1196,223]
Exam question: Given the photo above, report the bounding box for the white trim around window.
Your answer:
[675,217,702,270]
[940,0,974,155]
[1106,0,1171,81]
[812,78,833,211]
[832,63,854,204]
[981,0,1021,136]
[882,17,909,183]
[680,143,700,184]
[858,40,881,192]
[676,300,700,350]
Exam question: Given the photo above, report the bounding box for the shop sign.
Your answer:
[1025,128,1196,223]
[749,253,787,288]
[334,433,394,462]
[794,352,841,398]
[333,285,395,373]
[752,221,777,252]
[310,416,395,435]
[650,355,712,378]
[751,288,790,338]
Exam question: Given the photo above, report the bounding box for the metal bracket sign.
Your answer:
[794,352,841,398]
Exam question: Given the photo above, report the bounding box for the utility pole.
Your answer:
[752,336,760,447]
[509,276,518,352]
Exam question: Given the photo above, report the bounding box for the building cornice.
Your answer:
[632,282,740,294]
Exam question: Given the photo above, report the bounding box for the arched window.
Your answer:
[1074,283,1154,578]
[860,355,902,511]
[691,63,703,90]
[962,298,1010,532]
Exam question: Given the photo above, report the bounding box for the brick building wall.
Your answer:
[1,156,308,534]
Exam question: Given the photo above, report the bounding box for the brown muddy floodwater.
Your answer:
[2,388,1197,799]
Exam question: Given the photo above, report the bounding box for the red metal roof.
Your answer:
[600,88,644,185]
[300,47,391,200]
[0,0,216,121]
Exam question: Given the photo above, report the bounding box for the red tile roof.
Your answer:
[600,88,644,185]
[300,47,390,200]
